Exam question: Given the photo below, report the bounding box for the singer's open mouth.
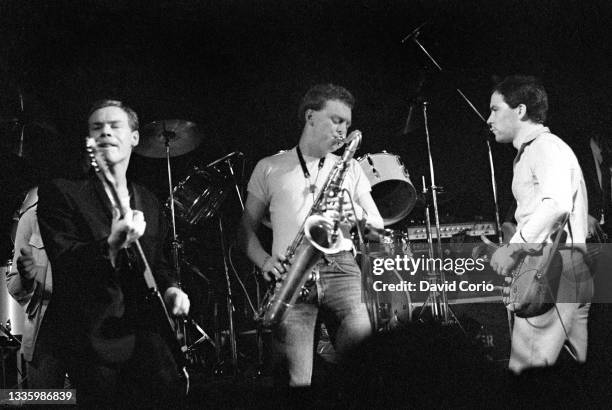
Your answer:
[97,141,118,148]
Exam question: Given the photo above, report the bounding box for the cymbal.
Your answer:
[135,119,203,158]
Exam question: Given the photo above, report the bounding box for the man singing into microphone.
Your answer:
[36,100,190,406]
[240,84,384,389]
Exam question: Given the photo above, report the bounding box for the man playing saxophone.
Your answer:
[240,84,384,388]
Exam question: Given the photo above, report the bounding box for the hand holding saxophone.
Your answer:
[261,253,289,282]
[324,194,364,226]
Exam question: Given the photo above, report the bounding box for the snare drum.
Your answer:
[171,165,230,225]
[358,152,417,226]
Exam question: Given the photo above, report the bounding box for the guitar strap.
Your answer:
[549,214,585,362]
[512,127,550,166]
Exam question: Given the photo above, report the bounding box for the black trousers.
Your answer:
[30,329,183,408]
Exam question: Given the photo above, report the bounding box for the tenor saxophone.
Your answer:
[256,130,362,327]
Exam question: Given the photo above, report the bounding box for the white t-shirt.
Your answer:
[247,147,372,257]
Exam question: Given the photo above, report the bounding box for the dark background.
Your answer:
[1,0,611,260]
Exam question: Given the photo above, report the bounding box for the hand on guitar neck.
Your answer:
[107,207,146,267]
[479,221,570,317]
[490,222,526,277]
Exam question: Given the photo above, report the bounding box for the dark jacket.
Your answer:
[37,175,176,355]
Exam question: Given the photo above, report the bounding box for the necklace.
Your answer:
[296,145,325,200]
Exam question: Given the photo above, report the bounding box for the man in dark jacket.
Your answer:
[37,99,190,407]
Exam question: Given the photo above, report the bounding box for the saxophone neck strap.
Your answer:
[296,145,325,194]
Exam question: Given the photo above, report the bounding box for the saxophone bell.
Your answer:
[304,214,346,254]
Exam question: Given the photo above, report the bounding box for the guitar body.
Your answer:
[479,222,565,318]
[504,245,563,318]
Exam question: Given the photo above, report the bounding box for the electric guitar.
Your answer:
[86,137,189,392]
[477,222,564,318]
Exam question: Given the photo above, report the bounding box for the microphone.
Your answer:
[400,22,427,43]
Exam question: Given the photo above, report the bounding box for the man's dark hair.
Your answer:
[492,75,548,124]
[87,99,139,131]
[298,84,355,123]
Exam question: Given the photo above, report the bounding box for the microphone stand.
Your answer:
[416,103,465,331]
[420,102,449,323]
[402,23,503,245]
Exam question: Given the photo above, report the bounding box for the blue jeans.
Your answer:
[271,251,372,387]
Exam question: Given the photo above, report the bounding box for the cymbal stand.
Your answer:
[402,23,503,245]
[163,126,214,363]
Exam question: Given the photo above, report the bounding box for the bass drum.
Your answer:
[358,152,417,226]
[372,268,414,331]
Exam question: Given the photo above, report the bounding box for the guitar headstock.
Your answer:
[85,137,127,214]
[86,137,109,177]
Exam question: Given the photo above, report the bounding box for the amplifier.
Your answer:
[366,223,504,319]
[405,221,497,241]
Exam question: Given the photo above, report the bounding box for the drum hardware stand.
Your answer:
[223,154,268,377]
[227,156,266,376]
[210,153,251,378]
[206,152,246,209]
[180,263,217,354]
[212,216,239,376]
[413,103,465,332]
[402,23,504,246]
[162,123,212,366]
[185,317,216,352]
